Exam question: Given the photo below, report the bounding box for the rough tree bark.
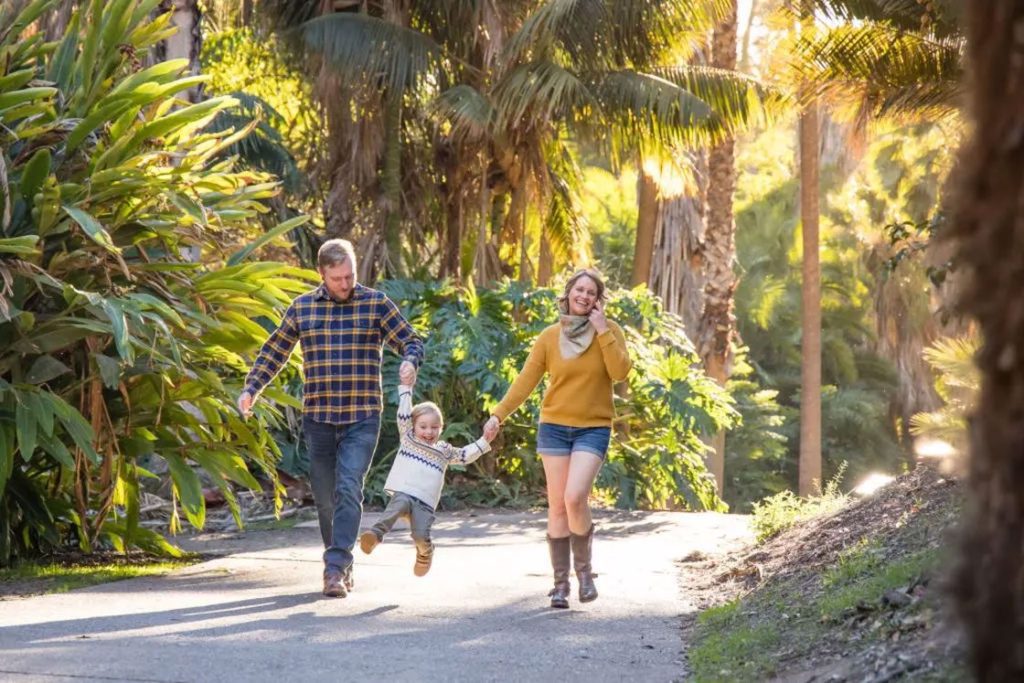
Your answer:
[631,166,659,286]
[698,1,739,496]
[952,1,1024,678]
[797,0,822,497]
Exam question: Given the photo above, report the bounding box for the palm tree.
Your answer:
[264,0,775,284]
[699,0,740,495]
[791,0,964,493]
[797,0,823,496]
[796,0,963,122]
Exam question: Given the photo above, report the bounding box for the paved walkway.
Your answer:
[0,510,751,683]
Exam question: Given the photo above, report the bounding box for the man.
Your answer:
[239,239,423,597]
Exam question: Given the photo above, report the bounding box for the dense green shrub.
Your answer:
[362,279,737,512]
[0,0,313,563]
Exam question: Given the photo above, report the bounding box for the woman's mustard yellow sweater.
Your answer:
[492,321,631,427]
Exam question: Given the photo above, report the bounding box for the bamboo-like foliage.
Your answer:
[0,0,316,562]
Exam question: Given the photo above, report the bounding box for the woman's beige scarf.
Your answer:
[558,299,596,359]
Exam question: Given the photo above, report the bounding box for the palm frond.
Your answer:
[582,70,723,154]
[653,65,789,130]
[432,84,495,144]
[258,0,320,30]
[605,0,728,67]
[301,13,444,93]
[543,144,589,264]
[922,335,979,392]
[493,60,596,130]
[504,0,608,65]
[201,94,305,194]
[793,0,961,40]
[505,0,724,69]
[795,23,963,120]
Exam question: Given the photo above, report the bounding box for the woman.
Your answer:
[483,268,631,608]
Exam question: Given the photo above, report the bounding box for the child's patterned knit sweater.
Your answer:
[383,386,491,509]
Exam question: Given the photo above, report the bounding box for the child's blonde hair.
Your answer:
[411,401,444,427]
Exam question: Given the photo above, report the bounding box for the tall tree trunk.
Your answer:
[650,150,708,337]
[44,0,75,41]
[698,2,739,497]
[381,93,404,278]
[797,38,822,496]
[952,2,1024,678]
[631,164,658,286]
[440,143,465,281]
[162,0,203,103]
[538,229,553,285]
[873,258,942,455]
[739,0,758,73]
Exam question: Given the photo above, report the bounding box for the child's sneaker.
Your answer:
[359,529,381,554]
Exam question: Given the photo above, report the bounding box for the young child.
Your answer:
[359,383,493,576]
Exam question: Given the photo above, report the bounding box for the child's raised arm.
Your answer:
[397,384,414,434]
[441,433,492,466]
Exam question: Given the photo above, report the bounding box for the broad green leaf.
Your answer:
[131,97,229,147]
[227,215,311,266]
[93,353,122,389]
[0,87,57,112]
[2,0,53,52]
[192,449,261,491]
[38,431,74,469]
[19,147,51,200]
[25,355,72,385]
[100,0,134,56]
[49,394,99,464]
[0,425,14,498]
[15,392,37,460]
[0,235,40,255]
[165,453,205,529]
[106,59,189,99]
[78,0,105,104]
[100,299,132,362]
[63,205,120,252]
[31,391,55,437]
[0,68,36,93]
[47,10,80,90]
[66,99,137,153]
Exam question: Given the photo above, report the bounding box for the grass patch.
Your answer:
[750,468,848,543]
[689,545,944,681]
[821,538,885,590]
[0,558,197,596]
[688,621,781,682]
[819,547,940,620]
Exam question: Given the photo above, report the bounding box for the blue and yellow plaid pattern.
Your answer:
[244,283,424,425]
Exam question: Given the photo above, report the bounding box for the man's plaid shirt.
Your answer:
[244,283,424,425]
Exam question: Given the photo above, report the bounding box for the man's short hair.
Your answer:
[318,239,357,270]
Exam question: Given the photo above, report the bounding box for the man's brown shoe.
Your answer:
[323,571,347,598]
[343,566,354,592]
[359,530,381,555]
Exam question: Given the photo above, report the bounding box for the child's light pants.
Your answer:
[372,492,435,556]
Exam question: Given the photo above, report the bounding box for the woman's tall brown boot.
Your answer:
[547,535,571,609]
[571,524,598,603]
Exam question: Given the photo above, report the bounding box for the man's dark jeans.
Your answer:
[303,413,381,572]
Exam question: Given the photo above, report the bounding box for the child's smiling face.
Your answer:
[414,413,442,444]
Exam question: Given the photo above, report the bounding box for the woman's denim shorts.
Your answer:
[537,422,611,459]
